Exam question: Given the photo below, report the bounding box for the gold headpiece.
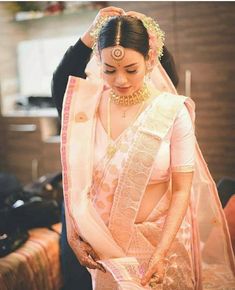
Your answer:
[111,20,125,61]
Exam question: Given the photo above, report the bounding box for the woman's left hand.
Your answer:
[141,252,167,287]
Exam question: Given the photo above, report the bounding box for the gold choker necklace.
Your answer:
[110,84,150,106]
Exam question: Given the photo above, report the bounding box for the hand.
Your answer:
[141,252,168,287]
[71,237,106,273]
[125,11,146,20]
[81,6,125,48]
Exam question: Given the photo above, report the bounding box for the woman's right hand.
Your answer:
[81,6,125,48]
[72,238,106,273]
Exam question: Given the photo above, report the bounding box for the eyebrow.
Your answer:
[104,63,138,68]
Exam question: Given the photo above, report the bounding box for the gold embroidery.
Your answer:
[119,143,129,153]
[111,178,118,186]
[109,165,119,175]
[96,200,105,209]
[101,183,110,192]
[106,194,114,203]
[108,93,187,251]
[74,112,88,122]
[171,165,194,173]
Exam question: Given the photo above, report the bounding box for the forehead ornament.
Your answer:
[111,21,125,61]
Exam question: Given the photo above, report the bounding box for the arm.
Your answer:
[142,105,195,286]
[51,38,93,119]
[141,172,193,286]
[51,6,125,119]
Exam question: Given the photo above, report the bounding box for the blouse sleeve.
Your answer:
[170,104,195,172]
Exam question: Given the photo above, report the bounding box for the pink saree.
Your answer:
[61,61,235,289]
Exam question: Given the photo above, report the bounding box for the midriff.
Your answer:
[135,180,170,223]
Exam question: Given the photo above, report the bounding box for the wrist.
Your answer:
[81,30,94,49]
[154,248,168,259]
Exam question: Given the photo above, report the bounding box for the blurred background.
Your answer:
[0,1,235,184]
[0,2,235,289]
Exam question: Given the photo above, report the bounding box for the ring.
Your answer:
[152,273,160,281]
[149,281,158,288]
[149,274,160,288]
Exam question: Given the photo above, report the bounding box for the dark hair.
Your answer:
[98,16,150,59]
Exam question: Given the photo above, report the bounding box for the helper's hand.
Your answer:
[125,11,146,20]
[141,252,168,287]
[81,6,125,48]
[73,238,106,273]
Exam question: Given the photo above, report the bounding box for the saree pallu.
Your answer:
[61,73,235,289]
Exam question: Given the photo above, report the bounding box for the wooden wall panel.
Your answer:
[111,1,235,181]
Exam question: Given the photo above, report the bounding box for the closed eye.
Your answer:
[127,70,137,74]
[104,70,115,74]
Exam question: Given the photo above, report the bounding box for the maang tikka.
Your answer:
[111,21,125,61]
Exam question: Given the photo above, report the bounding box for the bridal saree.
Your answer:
[60,61,235,289]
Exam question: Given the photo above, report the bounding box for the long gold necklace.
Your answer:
[110,83,150,106]
[106,97,146,159]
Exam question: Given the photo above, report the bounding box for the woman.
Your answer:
[58,7,235,290]
[52,7,179,290]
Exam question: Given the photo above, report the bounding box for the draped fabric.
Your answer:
[61,59,235,289]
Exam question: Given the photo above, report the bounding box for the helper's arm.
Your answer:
[51,38,92,119]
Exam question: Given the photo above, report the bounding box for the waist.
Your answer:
[135,181,171,223]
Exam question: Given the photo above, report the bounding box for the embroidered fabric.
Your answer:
[94,105,195,182]
[92,103,195,225]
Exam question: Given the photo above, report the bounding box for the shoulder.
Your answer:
[154,92,188,114]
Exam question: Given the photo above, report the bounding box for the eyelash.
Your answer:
[103,70,137,74]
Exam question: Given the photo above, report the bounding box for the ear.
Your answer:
[146,49,156,71]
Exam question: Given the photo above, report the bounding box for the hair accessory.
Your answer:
[110,83,150,106]
[141,16,165,60]
[89,15,111,48]
[111,20,125,61]
[111,46,125,60]
[90,14,164,62]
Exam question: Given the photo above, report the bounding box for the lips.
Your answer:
[116,86,131,93]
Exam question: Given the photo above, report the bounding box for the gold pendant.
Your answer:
[107,144,116,158]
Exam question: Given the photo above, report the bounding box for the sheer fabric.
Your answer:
[92,104,195,225]
[60,58,235,289]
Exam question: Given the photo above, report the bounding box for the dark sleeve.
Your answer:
[51,38,93,119]
[160,46,179,88]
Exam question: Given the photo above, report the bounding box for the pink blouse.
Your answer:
[94,104,195,184]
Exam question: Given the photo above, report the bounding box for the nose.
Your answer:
[115,72,128,86]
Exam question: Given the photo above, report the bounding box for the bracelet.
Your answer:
[89,15,111,48]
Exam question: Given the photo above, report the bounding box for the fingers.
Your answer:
[88,247,100,261]
[79,242,106,273]
[141,256,166,286]
[79,255,96,268]
[96,262,106,273]
[125,11,145,19]
[99,6,125,17]
[141,266,164,286]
